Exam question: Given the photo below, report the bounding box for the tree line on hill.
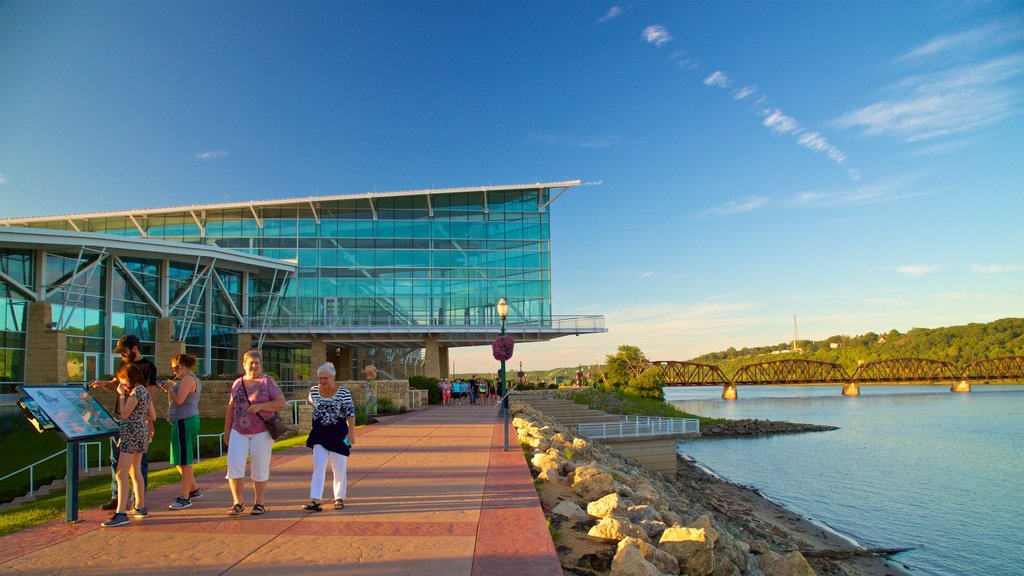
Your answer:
[499,318,1024,400]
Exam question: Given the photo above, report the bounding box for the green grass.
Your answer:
[0,418,230,504]
[567,387,730,425]
[0,432,310,536]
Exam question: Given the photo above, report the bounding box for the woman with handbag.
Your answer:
[224,349,286,516]
[302,362,355,512]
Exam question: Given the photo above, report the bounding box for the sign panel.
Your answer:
[19,385,119,442]
[17,397,57,432]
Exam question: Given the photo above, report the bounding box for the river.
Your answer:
[667,384,1023,576]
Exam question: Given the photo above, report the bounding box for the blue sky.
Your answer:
[1,1,1022,373]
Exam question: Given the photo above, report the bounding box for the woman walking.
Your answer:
[224,350,286,516]
[303,362,355,512]
[165,353,202,510]
[102,363,155,527]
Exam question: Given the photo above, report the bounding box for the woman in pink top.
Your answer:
[224,350,286,516]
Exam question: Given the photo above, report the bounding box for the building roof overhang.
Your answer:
[0,180,581,225]
[0,226,297,275]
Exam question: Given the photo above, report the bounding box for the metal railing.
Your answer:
[0,442,104,498]
[194,433,224,463]
[242,314,606,332]
[286,399,309,424]
[578,416,700,440]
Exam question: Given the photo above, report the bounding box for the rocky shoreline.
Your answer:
[511,400,913,576]
[700,419,838,437]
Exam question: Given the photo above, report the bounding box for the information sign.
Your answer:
[17,397,57,432]
[18,385,119,442]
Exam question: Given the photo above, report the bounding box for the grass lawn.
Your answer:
[0,432,310,536]
[0,418,231,504]
[566,387,730,425]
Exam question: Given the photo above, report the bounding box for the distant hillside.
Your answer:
[455,318,1024,380]
[690,317,1024,373]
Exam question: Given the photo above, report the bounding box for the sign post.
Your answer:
[17,385,119,524]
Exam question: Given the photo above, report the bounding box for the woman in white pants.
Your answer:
[303,362,356,511]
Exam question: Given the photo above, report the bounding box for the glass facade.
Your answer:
[27,187,553,330]
[0,249,31,394]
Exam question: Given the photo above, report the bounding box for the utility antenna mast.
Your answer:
[792,315,799,352]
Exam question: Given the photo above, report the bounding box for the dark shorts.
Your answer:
[170,415,200,466]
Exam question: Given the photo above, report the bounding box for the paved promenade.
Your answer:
[0,405,560,576]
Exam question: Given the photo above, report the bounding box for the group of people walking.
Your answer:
[437,377,498,406]
[90,335,355,528]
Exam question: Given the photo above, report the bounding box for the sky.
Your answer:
[1,1,1022,374]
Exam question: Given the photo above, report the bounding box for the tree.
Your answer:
[605,345,651,388]
[628,366,666,400]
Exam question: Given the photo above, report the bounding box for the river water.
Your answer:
[667,385,1023,576]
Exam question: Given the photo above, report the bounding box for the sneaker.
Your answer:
[102,513,130,527]
[129,506,148,518]
[169,497,192,510]
[189,489,204,499]
[100,498,118,511]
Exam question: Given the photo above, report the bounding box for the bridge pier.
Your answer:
[950,380,971,393]
[722,384,737,401]
[842,382,860,396]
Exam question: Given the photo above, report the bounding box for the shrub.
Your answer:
[408,375,440,404]
[376,397,398,414]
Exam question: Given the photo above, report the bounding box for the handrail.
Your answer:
[242,314,606,331]
[578,416,700,440]
[194,433,224,463]
[0,442,106,499]
[286,399,309,425]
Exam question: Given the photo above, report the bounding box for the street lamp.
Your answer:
[497,297,509,451]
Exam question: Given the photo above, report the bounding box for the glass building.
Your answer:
[0,181,605,399]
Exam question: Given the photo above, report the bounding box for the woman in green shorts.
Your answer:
[164,353,202,509]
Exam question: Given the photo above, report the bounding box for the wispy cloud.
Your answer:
[897,19,1023,63]
[642,25,672,47]
[788,174,934,208]
[598,6,623,23]
[733,86,758,100]
[669,51,699,70]
[529,133,621,149]
[704,71,731,88]
[971,263,1021,273]
[197,150,229,160]
[582,180,604,186]
[836,20,1024,144]
[0,172,6,185]
[699,196,769,217]
[896,264,940,278]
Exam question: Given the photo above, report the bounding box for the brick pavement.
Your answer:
[0,404,560,576]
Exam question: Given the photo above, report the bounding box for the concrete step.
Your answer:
[0,467,106,512]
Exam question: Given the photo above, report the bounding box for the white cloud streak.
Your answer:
[733,86,757,100]
[529,133,620,149]
[704,71,731,88]
[598,6,623,23]
[836,21,1024,144]
[197,150,229,160]
[699,196,769,217]
[788,173,934,208]
[971,263,1021,273]
[583,180,604,186]
[897,265,940,278]
[0,172,6,185]
[643,25,672,47]
[669,51,700,70]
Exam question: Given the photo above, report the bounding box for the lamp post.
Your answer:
[497,297,509,451]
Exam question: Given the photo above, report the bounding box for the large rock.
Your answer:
[609,541,663,576]
[587,493,631,519]
[758,551,816,576]
[618,536,680,575]
[531,452,562,480]
[551,500,590,522]
[573,472,616,501]
[588,515,651,543]
[658,515,719,576]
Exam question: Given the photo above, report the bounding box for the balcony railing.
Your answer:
[242,314,606,332]
[578,416,700,440]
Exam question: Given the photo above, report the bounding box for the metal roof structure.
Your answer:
[0,180,581,226]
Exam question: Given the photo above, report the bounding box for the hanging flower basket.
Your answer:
[492,335,515,362]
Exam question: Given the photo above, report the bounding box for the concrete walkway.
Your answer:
[0,405,560,576]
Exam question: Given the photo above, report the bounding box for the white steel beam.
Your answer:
[127,214,148,237]
[248,204,263,228]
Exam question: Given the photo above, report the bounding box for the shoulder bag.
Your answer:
[241,380,288,440]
